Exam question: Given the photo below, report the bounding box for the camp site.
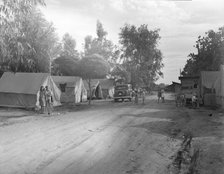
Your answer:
[0,1,224,174]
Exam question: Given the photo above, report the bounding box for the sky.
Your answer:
[40,0,224,84]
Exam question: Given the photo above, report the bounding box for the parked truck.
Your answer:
[113,79,132,102]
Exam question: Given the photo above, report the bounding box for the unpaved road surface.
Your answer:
[0,94,224,174]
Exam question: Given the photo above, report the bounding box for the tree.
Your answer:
[182,27,224,76]
[0,0,45,24]
[61,33,79,58]
[52,33,80,75]
[109,64,130,82]
[84,20,115,63]
[119,24,163,88]
[0,9,60,73]
[79,54,110,104]
[96,20,108,42]
[53,55,80,76]
[0,0,60,73]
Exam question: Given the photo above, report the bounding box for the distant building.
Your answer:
[179,76,200,91]
[165,82,181,93]
[179,76,200,103]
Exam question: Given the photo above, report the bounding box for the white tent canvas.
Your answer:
[52,76,87,103]
[201,66,224,108]
[97,79,115,99]
[83,79,103,99]
[200,71,220,106]
[215,65,224,108]
[201,71,219,89]
[0,72,61,108]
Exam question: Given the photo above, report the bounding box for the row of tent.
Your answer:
[0,72,115,108]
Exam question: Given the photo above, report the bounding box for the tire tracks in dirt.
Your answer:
[34,109,135,174]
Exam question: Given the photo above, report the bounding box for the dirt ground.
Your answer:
[0,93,223,174]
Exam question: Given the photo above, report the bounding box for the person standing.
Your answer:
[161,89,165,103]
[45,86,53,115]
[131,90,135,104]
[39,86,46,114]
[134,89,139,104]
[191,93,198,109]
[157,89,161,103]
[142,89,146,105]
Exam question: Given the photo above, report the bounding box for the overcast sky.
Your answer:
[40,0,224,84]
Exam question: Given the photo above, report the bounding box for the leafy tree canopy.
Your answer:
[61,33,79,58]
[0,8,60,73]
[0,0,45,24]
[109,64,130,82]
[182,27,224,76]
[53,55,80,76]
[79,54,110,104]
[119,24,163,88]
[79,54,109,79]
[84,20,115,63]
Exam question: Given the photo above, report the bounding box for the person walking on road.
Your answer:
[39,86,46,114]
[45,86,53,115]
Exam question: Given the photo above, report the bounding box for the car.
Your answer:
[113,84,132,102]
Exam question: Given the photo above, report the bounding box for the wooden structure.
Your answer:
[179,76,200,103]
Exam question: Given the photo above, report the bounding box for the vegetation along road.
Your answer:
[0,93,224,174]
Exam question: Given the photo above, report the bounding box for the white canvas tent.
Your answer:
[0,72,61,108]
[97,79,115,99]
[214,65,224,108]
[83,79,103,99]
[200,71,220,106]
[200,67,224,108]
[201,71,220,90]
[52,76,87,103]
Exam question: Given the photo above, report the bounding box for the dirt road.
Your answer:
[0,94,223,174]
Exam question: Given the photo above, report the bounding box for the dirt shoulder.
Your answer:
[185,108,224,174]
